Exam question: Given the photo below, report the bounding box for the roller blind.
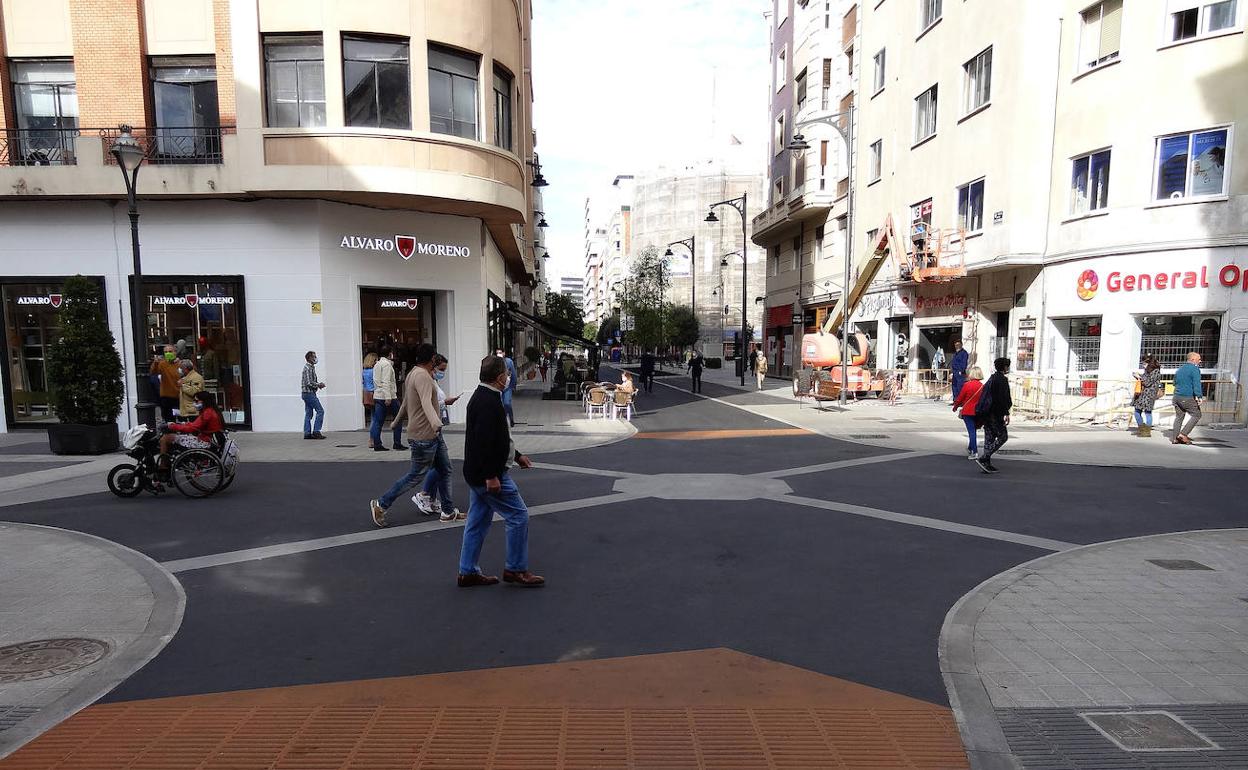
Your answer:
[1099,0,1123,59]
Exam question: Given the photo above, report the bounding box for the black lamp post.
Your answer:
[707,193,749,386]
[110,125,155,428]
[665,235,697,351]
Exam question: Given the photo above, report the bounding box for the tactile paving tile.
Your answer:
[1,703,968,769]
[999,705,1248,770]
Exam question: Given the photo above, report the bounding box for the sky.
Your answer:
[530,0,771,289]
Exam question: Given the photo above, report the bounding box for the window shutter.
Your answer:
[1099,0,1123,58]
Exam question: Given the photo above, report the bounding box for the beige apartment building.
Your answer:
[0,0,543,433]
[761,0,1248,421]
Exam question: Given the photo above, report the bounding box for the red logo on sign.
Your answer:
[185,294,199,308]
[406,298,418,310]
[396,235,416,260]
[49,294,63,308]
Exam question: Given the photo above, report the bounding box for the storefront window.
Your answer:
[1,280,100,424]
[140,278,248,426]
[1139,314,1220,368]
[359,288,436,380]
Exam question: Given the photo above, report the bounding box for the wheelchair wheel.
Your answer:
[171,449,224,498]
[217,469,237,492]
[107,463,144,498]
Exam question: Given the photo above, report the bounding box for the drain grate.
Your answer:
[848,434,891,439]
[0,639,109,682]
[995,449,1039,456]
[1081,710,1220,751]
[1147,559,1215,571]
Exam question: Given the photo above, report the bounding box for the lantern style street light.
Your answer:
[706,193,749,386]
[110,125,156,428]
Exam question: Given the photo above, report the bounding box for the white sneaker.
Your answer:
[968,452,978,460]
[429,498,444,516]
[440,507,465,522]
[412,491,435,515]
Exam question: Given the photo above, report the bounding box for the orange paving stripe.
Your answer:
[2,649,969,770]
[633,428,812,440]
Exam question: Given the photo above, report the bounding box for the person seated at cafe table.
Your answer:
[617,371,636,394]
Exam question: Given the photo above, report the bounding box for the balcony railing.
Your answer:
[0,128,80,167]
[99,126,235,166]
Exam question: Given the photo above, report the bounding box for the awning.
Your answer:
[505,305,597,348]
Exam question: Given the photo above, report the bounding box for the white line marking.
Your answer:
[536,462,641,479]
[768,493,1077,552]
[755,450,934,479]
[162,492,643,573]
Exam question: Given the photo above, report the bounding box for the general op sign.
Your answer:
[1077,264,1248,300]
[340,234,471,260]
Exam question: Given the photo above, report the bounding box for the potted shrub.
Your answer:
[45,275,124,455]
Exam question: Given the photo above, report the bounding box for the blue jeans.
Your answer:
[952,375,966,400]
[423,463,455,508]
[1134,409,1153,427]
[378,436,449,510]
[301,392,324,435]
[370,398,403,447]
[962,415,978,453]
[458,473,529,575]
[502,389,515,426]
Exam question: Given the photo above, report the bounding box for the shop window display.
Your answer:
[2,280,96,424]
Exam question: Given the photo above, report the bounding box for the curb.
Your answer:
[937,527,1248,770]
[0,523,186,760]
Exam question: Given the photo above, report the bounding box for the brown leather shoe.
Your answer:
[457,572,499,588]
[503,570,545,587]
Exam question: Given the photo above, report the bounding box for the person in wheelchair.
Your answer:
[159,390,225,474]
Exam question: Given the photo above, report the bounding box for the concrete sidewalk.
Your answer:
[0,523,184,760]
[943,529,1248,769]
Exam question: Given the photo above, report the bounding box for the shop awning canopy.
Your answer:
[505,305,596,348]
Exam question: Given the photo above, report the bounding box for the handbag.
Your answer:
[1133,379,1142,395]
[363,390,374,407]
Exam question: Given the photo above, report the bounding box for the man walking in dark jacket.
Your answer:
[688,349,705,393]
[639,350,656,393]
[975,356,1014,474]
[457,355,544,588]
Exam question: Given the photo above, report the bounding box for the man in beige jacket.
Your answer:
[177,359,205,420]
[370,343,451,527]
[369,346,403,451]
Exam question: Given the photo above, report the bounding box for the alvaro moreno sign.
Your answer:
[340,234,472,260]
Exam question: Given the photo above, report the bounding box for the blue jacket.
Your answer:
[951,349,969,377]
[504,356,518,393]
[1172,362,1202,398]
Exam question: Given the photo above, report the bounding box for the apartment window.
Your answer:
[957,179,985,232]
[1168,0,1239,42]
[914,85,938,143]
[821,59,832,109]
[869,139,883,181]
[1079,1,1122,71]
[963,47,992,114]
[768,247,780,277]
[793,235,806,267]
[427,44,479,138]
[1154,127,1230,200]
[815,225,826,260]
[921,0,943,30]
[263,35,325,128]
[343,35,410,129]
[774,113,785,156]
[1071,149,1111,214]
[872,49,886,93]
[150,56,220,160]
[776,46,787,92]
[795,68,808,111]
[8,59,78,165]
[774,177,786,202]
[493,66,513,150]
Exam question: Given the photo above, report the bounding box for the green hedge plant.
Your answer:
[46,275,124,425]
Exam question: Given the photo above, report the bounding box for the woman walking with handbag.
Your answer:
[1131,355,1162,438]
[951,366,985,460]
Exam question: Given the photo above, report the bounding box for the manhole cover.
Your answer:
[1147,559,1214,571]
[848,434,890,439]
[1081,711,1219,751]
[995,449,1039,455]
[0,638,110,682]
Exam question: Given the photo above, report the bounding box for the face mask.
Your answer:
[193,401,203,411]
[165,352,176,362]
[434,370,445,381]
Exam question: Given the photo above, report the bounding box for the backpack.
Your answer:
[975,375,995,416]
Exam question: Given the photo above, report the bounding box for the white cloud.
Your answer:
[531,0,770,283]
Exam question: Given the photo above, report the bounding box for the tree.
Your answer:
[46,275,124,425]
[620,246,671,351]
[596,309,620,346]
[583,321,599,342]
[666,305,700,349]
[540,292,584,338]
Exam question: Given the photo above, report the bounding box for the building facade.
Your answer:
[0,0,542,433]
[558,275,583,309]
[759,0,1248,422]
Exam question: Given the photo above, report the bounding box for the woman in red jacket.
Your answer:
[951,366,985,460]
[160,390,224,470]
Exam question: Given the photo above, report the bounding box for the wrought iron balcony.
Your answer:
[99,126,235,166]
[0,128,80,166]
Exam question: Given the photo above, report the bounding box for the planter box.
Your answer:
[47,422,119,455]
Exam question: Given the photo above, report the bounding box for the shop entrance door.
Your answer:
[359,288,437,383]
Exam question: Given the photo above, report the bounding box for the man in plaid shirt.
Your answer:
[302,350,326,439]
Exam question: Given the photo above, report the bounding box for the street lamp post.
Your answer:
[110,125,156,428]
[665,235,697,355]
[706,194,748,386]
[788,107,854,406]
